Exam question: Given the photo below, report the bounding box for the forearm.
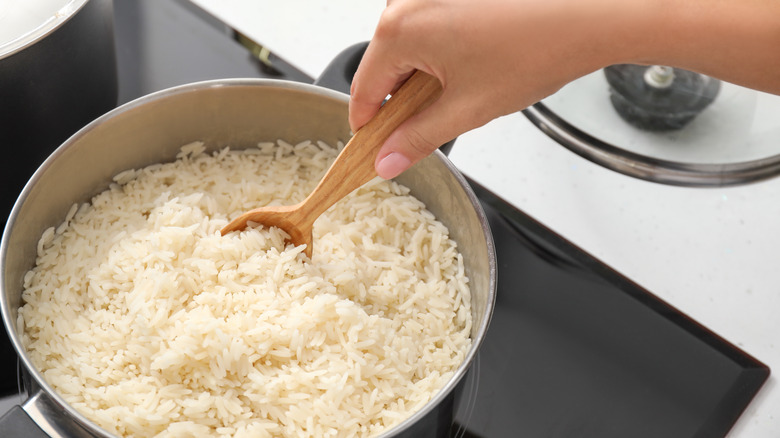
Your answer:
[615,0,780,93]
[349,0,780,179]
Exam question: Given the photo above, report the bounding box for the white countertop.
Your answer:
[189,2,778,435]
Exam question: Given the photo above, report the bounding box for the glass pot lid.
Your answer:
[0,0,84,59]
[523,64,780,187]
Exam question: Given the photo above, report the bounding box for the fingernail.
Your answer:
[376,152,412,179]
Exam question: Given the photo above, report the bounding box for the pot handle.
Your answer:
[0,390,93,437]
[0,405,48,438]
[314,41,369,94]
[313,41,455,156]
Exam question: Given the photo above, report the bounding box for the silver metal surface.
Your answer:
[643,65,675,89]
[1,79,497,436]
[0,1,89,59]
[22,391,97,438]
[523,103,780,187]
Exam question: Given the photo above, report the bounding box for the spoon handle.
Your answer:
[299,70,443,221]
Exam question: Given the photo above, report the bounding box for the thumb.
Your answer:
[374,99,459,179]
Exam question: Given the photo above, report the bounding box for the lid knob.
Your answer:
[604,64,721,131]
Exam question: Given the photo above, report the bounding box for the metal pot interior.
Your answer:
[1,79,496,436]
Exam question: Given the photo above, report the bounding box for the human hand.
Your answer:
[349,0,780,179]
[349,0,635,179]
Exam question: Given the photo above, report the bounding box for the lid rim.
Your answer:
[0,0,89,59]
[523,102,780,187]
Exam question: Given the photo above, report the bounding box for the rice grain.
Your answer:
[19,140,472,437]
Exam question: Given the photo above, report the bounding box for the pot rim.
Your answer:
[2,78,497,437]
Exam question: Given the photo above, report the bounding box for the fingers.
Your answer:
[349,0,429,132]
[374,92,474,179]
[349,1,469,179]
[349,40,415,133]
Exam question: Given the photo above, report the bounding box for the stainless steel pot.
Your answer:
[0,0,118,231]
[0,75,496,436]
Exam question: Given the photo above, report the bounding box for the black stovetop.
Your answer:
[453,183,768,437]
[0,1,769,436]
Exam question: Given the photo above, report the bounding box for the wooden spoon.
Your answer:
[220,71,443,257]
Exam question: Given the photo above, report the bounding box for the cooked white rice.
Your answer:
[18,140,472,438]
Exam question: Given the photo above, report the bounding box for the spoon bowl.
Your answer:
[220,71,443,257]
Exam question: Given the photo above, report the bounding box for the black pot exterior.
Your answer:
[0,0,118,235]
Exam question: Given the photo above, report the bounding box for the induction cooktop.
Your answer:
[450,182,768,437]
